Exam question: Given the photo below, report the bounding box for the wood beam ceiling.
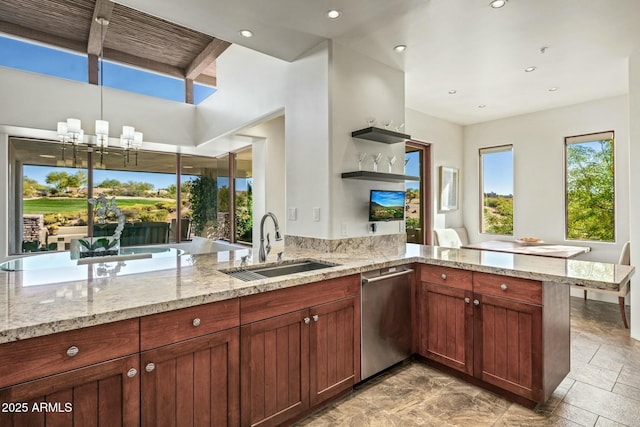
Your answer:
[87,0,114,56]
[185,38,230,80]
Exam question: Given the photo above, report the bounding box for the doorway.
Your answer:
[405,141,431,244]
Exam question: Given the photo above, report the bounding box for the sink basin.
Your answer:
[224,260,336,281]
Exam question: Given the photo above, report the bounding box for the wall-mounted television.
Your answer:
[369,190,406,222]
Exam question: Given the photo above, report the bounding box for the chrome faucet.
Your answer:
[259,212,282,262]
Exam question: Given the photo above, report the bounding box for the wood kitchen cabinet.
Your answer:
[140,299,240,427]
[240,275,360,427]
[418,266,570,405]
[418,266,474,375]
[0,319,140,426]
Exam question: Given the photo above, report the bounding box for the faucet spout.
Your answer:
[259,212,282,262]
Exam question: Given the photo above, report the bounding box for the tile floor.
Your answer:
[295,297,639,426]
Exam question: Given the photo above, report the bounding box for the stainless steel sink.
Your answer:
[224,260,336,281]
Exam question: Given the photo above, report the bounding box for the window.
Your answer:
[0,36,86,83]
[480,145,513,235]
[405,142,430,244]
[565,132,614,242]
[9,138,250,254]
[0,35,217,104]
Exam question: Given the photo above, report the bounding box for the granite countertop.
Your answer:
[0,244,634,344]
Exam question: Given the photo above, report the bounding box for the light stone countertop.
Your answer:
[0,244,634,345]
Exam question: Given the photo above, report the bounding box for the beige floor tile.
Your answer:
[564,382,640,426]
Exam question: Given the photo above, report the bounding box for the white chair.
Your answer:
[433,227,469,248]
[578,241,630,328]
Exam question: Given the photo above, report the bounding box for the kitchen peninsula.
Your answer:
[0,244,634,426]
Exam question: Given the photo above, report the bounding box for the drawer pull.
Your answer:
[312,315,319,322]
[192,318,201,327]
[304,317,311,325]
[127,368,138,378]
[66,346,79,357]
[464,297,470,304]
[441,274,447,280]
[500,284,508,291]
[473,299,480,306]
[145,363,156,373]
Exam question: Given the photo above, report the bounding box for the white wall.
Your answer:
[628,48,640,339]
[405,108,464,231]
[462,96,630,267]
[241,115,286,254]
[0,68,195,146]
[0,134,8,261]
[328,41,406,239]
[196,44,289,145]
[283,41,331,239]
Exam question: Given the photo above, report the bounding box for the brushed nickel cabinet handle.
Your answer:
[66,346,79,357]
[441,274,447,280]
[473,299,480,306]
[145,363,155,373]
[500,284,508,291]
[304,317,310,324]
[192,318,201,327]
[127,368,138,378]
[312,315,319,322]
[464,297,470,304]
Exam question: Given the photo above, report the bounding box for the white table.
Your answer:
[461,240,590,259]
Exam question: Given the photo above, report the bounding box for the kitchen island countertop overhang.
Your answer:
[0,244,634,344]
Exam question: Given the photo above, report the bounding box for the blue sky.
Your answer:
[483,150,513,196]
[0,36,215,104]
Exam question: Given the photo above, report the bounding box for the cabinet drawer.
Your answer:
[421,265,472,291]
[473,272,542,305]
[0,319,139,389]
[140,298,239,350]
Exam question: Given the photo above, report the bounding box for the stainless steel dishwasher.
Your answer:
[361,266,413,380]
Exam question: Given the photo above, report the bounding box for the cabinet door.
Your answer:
[241,310,310,427]
[0,354,140,427]
[140,328,239,427]
[309,296,359,407]
[419,282,473,374]
[474,294,543,401]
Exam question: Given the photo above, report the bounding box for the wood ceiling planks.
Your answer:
[0,0,228,82]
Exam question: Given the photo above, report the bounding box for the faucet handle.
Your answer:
[266,233,272,256]
[240,255,249,267]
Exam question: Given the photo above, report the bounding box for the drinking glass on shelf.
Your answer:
[387,155,397,173]
[372,153,382,172]
[357,152,367,171]
[366,118,377,127]
[384,120,393,129]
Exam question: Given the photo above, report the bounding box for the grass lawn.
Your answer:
[23,198,161,214]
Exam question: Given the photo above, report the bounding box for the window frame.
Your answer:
[564,131,615,243]
[479,144,514,236]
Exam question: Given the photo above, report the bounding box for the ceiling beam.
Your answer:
[185,38,230,80]
[194,75,217,87]
[87,0,115,56]
[0,21,84,52]
[103,47,185,78]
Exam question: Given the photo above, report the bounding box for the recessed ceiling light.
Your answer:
[327,9,341,19]
[548,87,558,92]
[393,44,407,53]
[448,90,457,94]
[39,154,56,159]
[525,66,537,72]
[489,0,508,8]
[239,29,253,38]
[478,104,487,108]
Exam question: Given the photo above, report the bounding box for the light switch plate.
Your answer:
[288,207,297,221]
[313,207,320,222]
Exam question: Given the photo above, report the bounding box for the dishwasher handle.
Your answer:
[362,268,414,284]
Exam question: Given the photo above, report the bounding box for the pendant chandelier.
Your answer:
[56,16,142,168]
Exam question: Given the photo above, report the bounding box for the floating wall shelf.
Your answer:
[341,171,419,183]
[351,127,411,144]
